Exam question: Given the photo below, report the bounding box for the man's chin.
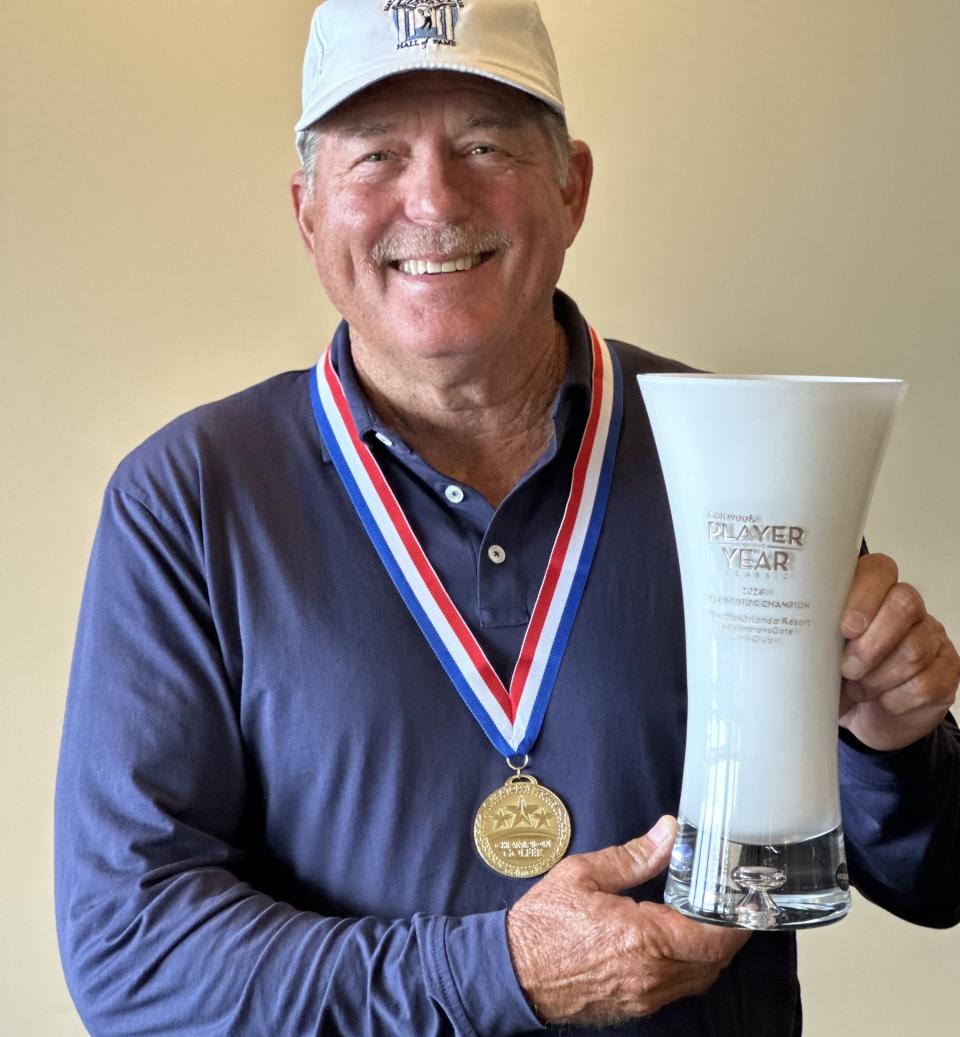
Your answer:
[390,331,495,360]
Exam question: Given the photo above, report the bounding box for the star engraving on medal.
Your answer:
[491,795,552,832]
[491,806,516,831]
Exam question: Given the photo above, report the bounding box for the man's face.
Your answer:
[291,72,592,366]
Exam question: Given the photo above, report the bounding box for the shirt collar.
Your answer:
[315,289,593,464]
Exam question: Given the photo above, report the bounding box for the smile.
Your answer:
[390,252,493,276]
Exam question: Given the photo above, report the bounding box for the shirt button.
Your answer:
[444,485,465,504]
[487,545,507,565]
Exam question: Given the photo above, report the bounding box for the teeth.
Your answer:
[397,254,483,275]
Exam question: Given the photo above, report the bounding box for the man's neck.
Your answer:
[350,321,569,507]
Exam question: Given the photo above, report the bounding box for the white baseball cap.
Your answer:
[295,0,564,147]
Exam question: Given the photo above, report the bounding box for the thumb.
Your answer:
[577,815,677,895]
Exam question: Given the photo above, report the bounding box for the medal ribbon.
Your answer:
[310,325,623,757]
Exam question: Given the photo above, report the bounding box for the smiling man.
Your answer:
[290,69,587,507]
[55,2,960,1035]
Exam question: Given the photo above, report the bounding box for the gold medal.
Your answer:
[473,761,571,879]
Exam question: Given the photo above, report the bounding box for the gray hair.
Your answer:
[298,98,573,194]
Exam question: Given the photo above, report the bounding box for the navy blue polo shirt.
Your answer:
[329,293,595,686]
[55,292,960,1036]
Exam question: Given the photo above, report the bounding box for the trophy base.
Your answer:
[664,816,851,930]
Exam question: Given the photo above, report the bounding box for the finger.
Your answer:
[568,816,677,895]
[621,910,750,1020]
[616,953,733,1019]
[854,639,960,718]
[842,581,926,680]
[840,553,898,638]
[847,617,946,694]
[639,902,752,964]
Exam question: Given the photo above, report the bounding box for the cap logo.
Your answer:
[384,1,464,51]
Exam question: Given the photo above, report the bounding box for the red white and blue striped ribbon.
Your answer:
[309,326,623,758]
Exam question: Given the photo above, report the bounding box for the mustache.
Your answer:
[370,226,512,266]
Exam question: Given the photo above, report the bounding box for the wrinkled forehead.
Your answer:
[316,69,544,136]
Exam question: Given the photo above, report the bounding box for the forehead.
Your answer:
[320,71,543,135]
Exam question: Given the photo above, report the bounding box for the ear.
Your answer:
[290,170,317,253]
[561,141,594,248]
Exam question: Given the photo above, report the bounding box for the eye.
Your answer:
[364,151,391,163]
[468,144,497,156]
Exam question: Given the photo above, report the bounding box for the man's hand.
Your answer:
[506,817,750,1027]
[839,553,960,751]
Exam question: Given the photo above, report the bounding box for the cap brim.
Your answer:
[295,58,563,133]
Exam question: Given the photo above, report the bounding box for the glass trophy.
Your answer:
[637,374,906,930]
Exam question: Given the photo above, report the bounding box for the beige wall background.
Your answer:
[2,1,957,1032]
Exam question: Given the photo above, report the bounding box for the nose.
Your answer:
[401,150,472,226]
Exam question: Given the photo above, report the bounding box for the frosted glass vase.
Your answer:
[637,374,905,929]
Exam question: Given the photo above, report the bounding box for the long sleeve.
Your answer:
[839,717,960,928]
[54,486,540,1036]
